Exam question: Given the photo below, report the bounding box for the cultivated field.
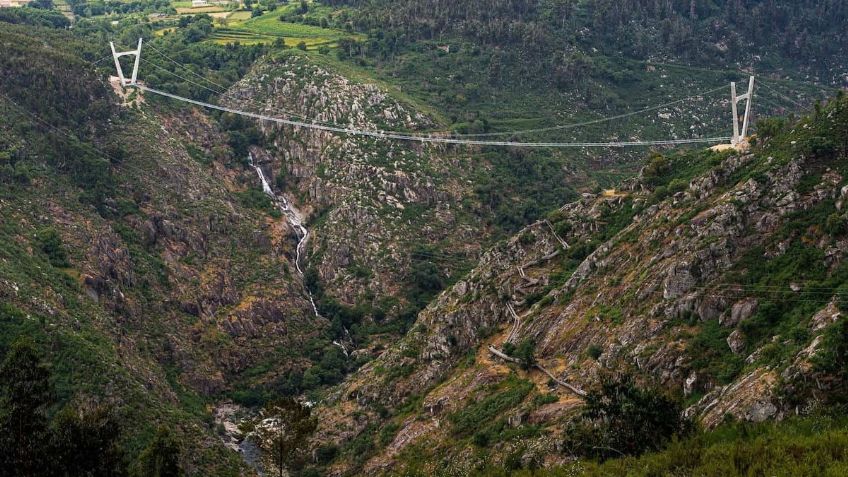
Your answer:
[206,7,362,49]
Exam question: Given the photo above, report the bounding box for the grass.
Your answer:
[240,11,343,38]
[226,10,251,21]
[463,415,848,477]
[207,7,362,49]
[448,374,534,438]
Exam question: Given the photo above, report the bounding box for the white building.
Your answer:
[192,0,208,6]
[0,0,12,8]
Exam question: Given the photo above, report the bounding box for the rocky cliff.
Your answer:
[223,52,498,330]
[314,95,848,475]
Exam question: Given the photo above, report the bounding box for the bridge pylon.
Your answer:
[731,76,755,146]
[110,38,143,87]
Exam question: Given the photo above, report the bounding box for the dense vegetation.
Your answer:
[563,376,691,460]
[469,414,848,476]
[327,0,848,76]
[0,339,182,476]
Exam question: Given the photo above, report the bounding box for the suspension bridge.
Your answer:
[110,39,759,149]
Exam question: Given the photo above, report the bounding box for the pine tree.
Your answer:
[135,426,182,477]
[50,405,128,477]
[0,338,53,477]
[260,399,317,477]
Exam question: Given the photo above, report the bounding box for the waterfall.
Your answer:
[248,153,320,317]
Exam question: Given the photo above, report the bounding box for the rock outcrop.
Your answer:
[314,134,848,474]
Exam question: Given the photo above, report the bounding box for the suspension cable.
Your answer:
[133,84,730,148]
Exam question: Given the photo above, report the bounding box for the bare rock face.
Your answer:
[223,55,487,312]
[723,298,758,327]
[727,329,746,354]
[811,300,842,331]
[689,368,778,428]
[663,260,698,298]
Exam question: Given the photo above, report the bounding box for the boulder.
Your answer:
[663,261,698,299]
[722,298,758,327]
[727,329,745,354]
[811,300,841,331]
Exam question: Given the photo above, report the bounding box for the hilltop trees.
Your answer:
[325,0,848,86]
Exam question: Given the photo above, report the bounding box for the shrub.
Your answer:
[512,339,536,370]
[813,318,848,383]
[587,345,603,360]
[378,423,400,447]
[554,220,572,237]
[533,393,559,407]
[449,376,533,437]
[807,136,836,158]
[314,444,338,465]
[237,189,280,217]
[36,227,69,268]
[825,213,847,236]
[642,153,670,185]
[563,375,691,460]
[755,117,787,140]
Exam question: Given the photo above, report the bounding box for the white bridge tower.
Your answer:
[731,76,755,146]
[110,38,143,87]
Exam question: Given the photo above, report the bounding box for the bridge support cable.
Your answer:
[133,84,730,148]
[111,39,732,149]
[140,42,734,142]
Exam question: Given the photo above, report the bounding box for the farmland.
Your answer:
[207,8,361,49]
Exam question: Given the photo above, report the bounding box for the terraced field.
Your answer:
[207,9,361,49]
[53,0,75,21]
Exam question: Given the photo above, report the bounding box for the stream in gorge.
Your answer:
[248,153,320,317]
[219,155,354,475]
[213,154,325,476]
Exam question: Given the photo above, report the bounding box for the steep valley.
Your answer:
[1,2,848,476]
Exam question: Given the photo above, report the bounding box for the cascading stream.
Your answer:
[248,153,320,317]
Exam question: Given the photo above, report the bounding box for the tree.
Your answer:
[51,405,128,477]
[0,338,53,476]
[36,227,69,268]
[29,0,54,9]
[258,399,317,477]
[135,426,182,477]
[0,339,130,476]
[513,339,536,370]
[563,375,690,460]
